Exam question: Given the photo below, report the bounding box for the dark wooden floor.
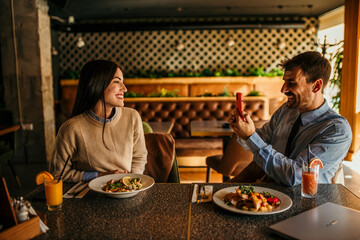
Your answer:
[179,167,223,183]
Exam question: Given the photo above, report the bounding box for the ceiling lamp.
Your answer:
[76,37,85,48]
[275,39,286,50]
[51,46,58,56]
[225,36,235,47]
[174,41,185,51]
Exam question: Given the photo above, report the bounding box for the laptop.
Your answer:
[269,202,360,240]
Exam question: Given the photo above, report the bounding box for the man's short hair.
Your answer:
[279,51,331,88]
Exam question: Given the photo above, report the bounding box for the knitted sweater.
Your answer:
[50,107,148,182]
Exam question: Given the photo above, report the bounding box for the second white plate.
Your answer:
[213,186,292,215]
[89,173,154,198]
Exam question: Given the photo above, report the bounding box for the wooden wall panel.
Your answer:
[340,0,360,160]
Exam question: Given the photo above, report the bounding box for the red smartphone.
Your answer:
[236,92,245,121]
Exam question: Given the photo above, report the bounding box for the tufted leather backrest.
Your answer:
[125,96,269,138]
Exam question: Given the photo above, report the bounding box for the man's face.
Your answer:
[281,67,316,112]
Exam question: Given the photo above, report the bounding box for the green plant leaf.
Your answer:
[246,90,261,96]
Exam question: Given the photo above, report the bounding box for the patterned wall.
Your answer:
[58,17,318,77]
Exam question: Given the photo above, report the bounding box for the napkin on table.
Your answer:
[28,205,49,233]
[63,182,90,199]
[191,184,213,203]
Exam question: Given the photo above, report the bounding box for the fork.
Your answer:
[201,185,209,199]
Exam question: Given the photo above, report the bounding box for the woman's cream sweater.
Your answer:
[50,107,147,182]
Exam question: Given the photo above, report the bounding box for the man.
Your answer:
[229,51,352,186]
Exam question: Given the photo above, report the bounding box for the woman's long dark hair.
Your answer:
[70,60,120,149]
[70,60,120,118]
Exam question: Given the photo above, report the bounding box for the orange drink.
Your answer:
[301,162,319,198]
[302,172,318,195]
[45,179,63,211]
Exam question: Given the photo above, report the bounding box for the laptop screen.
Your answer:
[269,202,360,240]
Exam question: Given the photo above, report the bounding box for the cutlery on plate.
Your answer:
[201,185,209,199]
[196,184,202,204]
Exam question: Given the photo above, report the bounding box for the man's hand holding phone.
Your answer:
[236,92,245,121]
[228,92,256,140]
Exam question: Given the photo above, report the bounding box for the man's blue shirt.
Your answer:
[239,100,352,186]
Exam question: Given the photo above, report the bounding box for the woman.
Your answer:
[50,60,147,182]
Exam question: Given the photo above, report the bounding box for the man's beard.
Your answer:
[285,92,299,109]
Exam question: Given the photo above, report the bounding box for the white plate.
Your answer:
[89,173,155,198]
[213,186,292,215]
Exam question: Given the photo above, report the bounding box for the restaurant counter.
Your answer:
[27,183,360,239]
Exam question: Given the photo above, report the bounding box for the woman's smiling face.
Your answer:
[103,68,127,108]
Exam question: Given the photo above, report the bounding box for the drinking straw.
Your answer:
[58,156,71,183]
[307,145,310,172]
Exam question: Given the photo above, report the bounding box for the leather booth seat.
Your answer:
[125,96,269,158]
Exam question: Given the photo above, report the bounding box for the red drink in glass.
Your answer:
[301,163,319,198]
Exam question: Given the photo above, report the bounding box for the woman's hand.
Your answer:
[98,169,128,177]
[228,109,256,140]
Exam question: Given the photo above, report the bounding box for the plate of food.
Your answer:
[213,185,292,215]
[89,173,155,198]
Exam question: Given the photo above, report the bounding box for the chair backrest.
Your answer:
[217,120,269,177]
[215,133,254,177]
[331,162,344,185]
[143,132,179,183]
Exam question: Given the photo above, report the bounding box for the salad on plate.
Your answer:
[102,176,142,192]
[224,185,281,212]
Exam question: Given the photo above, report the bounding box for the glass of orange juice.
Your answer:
[301,162,319,198]
[44,178,63,211]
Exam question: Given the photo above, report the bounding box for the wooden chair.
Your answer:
[206,120,268,183]
[144,132,180,183]
[206,134,253,183]
[331,162,344,185]
[0,109,21,188]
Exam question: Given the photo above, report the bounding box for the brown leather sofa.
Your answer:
[124,96,269,158]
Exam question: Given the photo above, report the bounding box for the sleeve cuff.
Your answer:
[82,171,99,182]
[245,132,268,152]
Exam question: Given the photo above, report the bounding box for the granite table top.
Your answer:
[26,183,360,240]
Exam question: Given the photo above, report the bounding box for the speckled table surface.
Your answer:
[27,183,360,240]
[190,183,360,240]
[29,183,191,240]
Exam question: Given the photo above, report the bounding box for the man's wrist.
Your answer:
[245,132,267,152]
[237,129,256,141]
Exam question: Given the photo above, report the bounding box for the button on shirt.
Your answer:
[239,100,352,186]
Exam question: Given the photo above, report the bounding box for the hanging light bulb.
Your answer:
[226,36,235,47]
[275,39,286,50]
[305,25,316,35]
[305,4,316,35]
[51,46,58,56]
[174,41,184,51]
[76,37,85,49]
[68,16,75,24]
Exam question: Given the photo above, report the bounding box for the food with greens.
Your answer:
[102,176,142,192]
[224,185,281,212]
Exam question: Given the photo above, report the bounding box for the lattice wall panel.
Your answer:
[58,17,318,76]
